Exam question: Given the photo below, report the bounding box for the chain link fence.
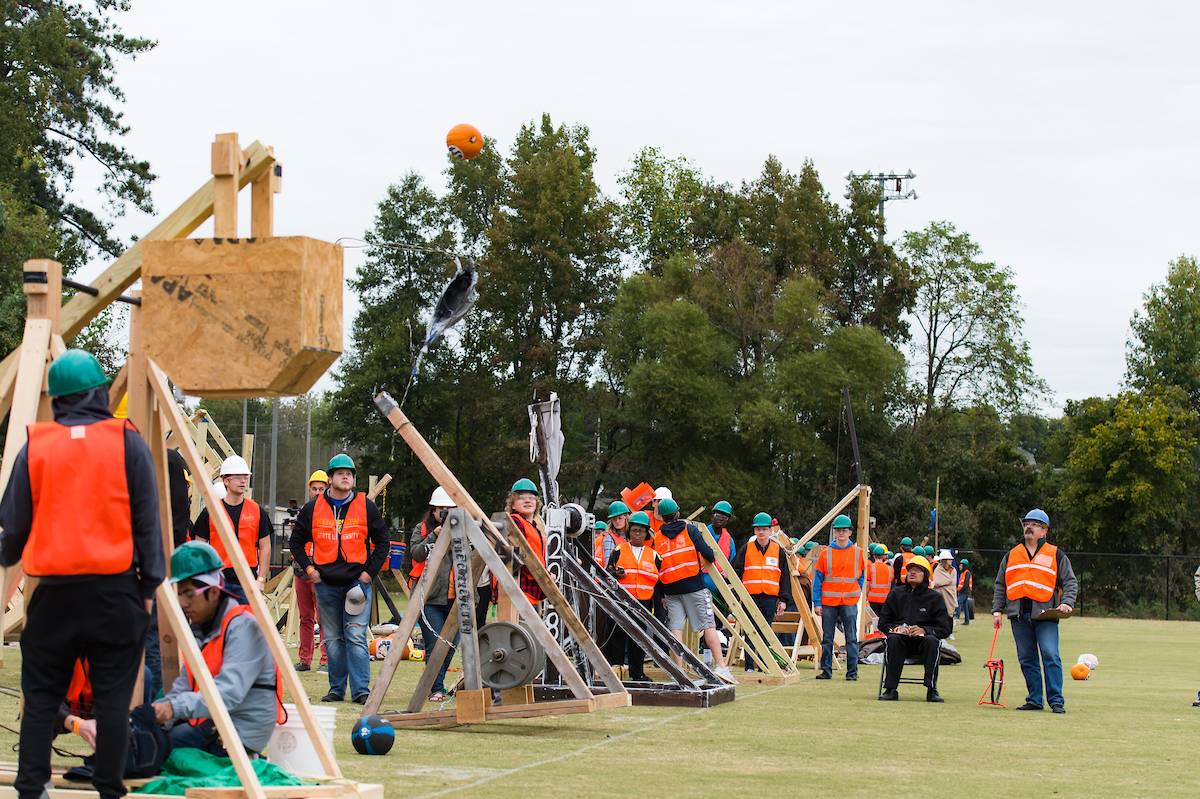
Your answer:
[957,548,1200,621]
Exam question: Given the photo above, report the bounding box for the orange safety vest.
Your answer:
[510,513,547,604]
[742,539,782,596]
[867,559,892,603]
[655,526,701,585]
[25,419,134,577]
[816,545,865,606]
[958,569,972,593]
[897,551,916,583]
[312,493,369,565]
[649,513,664,537]
[209,500,261,569]
[615,540,658,600]
[66,659,93,719]
[1005,543,1058,603]
[408,520,432,588]
[187,603,285,726]
[594,530,623,565]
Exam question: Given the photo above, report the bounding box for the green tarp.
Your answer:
[134,748,309,796]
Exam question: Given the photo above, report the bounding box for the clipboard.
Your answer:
[1034,608,1073,621]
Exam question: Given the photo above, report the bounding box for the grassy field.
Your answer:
[2,615,1199,797]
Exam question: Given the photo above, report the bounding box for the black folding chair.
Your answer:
[878,635,944,695]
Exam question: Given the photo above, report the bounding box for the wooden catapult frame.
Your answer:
[0,135,374,799]
[360,392,632,727]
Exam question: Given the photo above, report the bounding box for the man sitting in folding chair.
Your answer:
[877,555,952,703]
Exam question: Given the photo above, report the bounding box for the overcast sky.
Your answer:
[83,2,1200,413]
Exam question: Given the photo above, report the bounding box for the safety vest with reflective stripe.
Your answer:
[958,569,972,593]
[743,539,782,596]
[897,551,916,583]
[1005,543,1058,603]
[816,544,865,606]
[25,419,134,577]
[187,603,286,726]
[594,530,623,565]
[656,526,701,584]
[867,559,892,603]
[210,500,261,569]
[312,493,368,565]
[616,540,658,600]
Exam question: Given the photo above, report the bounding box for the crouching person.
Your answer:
[152,542,283,757]
[878,555,952,703]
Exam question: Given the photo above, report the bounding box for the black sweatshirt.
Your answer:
[878,579,953,640]
[0,386,165,600]
[288,490,390,586]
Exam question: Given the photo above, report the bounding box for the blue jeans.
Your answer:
[1010,612,1063,708]
[145,597,163,698]
[416,602,459,694]
[746,595,779,671]
[957,592,972,624]
[315,581,372,699]
[820,604,858,677]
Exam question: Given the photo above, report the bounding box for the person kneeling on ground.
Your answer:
[878,555,952,703]
[152,542,284,757]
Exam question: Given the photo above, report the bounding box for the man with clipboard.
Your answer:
[992,509,1078,714]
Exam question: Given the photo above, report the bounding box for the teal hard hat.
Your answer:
[170,541,224,583]
[802,541,815,553]
[658,498,679,516]
[923,546,935,556]
[607,500,631,519]
[47,349,108,398]
[831,514,853,530]
[510,478,539,495]
[868,543,882,555]
[900,536,913,546]
[752,512,773,528]
[960,558,969,565]
[595,520,608,531]
[327,453,356,473]
[629,511,651,527]
[713,500,733,515]
[1023,508,1050,527]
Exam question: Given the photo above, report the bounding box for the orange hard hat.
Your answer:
[1070,663,1090,681]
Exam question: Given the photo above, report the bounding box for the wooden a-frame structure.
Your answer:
[362,392,632,727]
[0,135,372,799]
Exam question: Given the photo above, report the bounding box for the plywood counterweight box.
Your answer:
[142,237,343,397]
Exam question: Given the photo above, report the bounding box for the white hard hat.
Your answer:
[219,455,251,476]
[654,486,673,500]
[429,486,455,508]
[937,549,954,561]
[210,480,228,501]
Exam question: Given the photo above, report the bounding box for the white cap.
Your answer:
[654,486,673,500]
[429,486,455,508]
[219,455,251,476]
[937,549,953,561]
[210,480,228,501]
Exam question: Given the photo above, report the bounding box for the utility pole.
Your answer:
[269,398,279,558]
[304,393,312,491]
[846,170,918,230]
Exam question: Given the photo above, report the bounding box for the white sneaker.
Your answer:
[714,666,738,684]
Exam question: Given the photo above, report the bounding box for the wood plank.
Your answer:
[483,698,595,719]
[454,688,490,724]
[148,358,340,779]
[362,532,452,716]
[790,485,864,551]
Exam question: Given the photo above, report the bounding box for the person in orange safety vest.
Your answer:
[607,512,661,682]
[731,513,791,671]
[866,543,893,616]
[991,509,1077,713]
[812,514,867,681]
[191,454,272,604]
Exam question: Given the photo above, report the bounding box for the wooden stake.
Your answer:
[211,133,240,239]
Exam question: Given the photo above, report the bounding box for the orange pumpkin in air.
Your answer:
[446,124,484,160]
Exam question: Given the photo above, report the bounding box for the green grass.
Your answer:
[3,616,1199,797]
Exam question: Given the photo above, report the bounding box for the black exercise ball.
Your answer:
[350,714,394,755]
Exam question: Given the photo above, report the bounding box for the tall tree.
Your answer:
[1126,255,1200,408]
[903,221,1044,416]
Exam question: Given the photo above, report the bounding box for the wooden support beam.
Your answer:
[211,133,240,238]
[790,485,865,552]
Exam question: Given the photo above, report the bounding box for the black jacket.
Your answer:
[657,519,715,595]
[878,579,953,639]
[0,386,165,600]
[288,489,390,586]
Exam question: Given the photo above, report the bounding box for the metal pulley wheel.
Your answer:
[478,621,546,690]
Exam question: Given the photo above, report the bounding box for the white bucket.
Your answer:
[267,704,336,777]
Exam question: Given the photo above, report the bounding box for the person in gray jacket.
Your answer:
[408,487,459,703]
[151,542,279,756]
[992,509,1077,714]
